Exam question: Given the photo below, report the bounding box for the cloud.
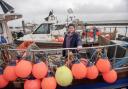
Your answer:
[4,0,128,26]
[6,0,128,14]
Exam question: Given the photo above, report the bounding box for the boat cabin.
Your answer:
[0,0,22,44]
[0,14,22,44]
[18,22,67,42]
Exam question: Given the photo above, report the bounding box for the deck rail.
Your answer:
[2,43,127,69]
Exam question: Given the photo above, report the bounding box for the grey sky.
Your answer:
[4,0,128,26]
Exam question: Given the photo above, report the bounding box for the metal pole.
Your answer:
[112,45,117,68]
[104,27,106,32]
[31,44,127,52]
[7,44,128,52]
[115,66,128,70]
[114,27,117,40]
[125,27,127,37]
[22,20,26,34]
[110,27,111,33]
[67,15,68,26]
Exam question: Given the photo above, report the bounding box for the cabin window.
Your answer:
[33,24,51,34]
[55,25,65,30]
[0,23,3,34]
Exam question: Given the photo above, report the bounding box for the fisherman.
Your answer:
[82,25,86,39]
[62,24,82,57]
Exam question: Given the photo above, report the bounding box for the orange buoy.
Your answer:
[102,69,117,83]
[32,61,48,79]
[58,37,64,42]
[3,60,17,81]
[71,62,87,79]
[15,59,32,78]
[96,32,100,36]
[96,58,111,73]
[86,65,99,79]
[0,75,9,88]
[0,67,9,88]
[41,77,56,89]
[17,41,33,49]
[4,66,17,81]
[24,78,41,89]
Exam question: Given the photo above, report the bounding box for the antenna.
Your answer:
[67,8,75,22]
[44,10,54,21]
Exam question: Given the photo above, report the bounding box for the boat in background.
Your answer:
[0,0,22,44]
[1,1,128,89]
[16,10,101,48]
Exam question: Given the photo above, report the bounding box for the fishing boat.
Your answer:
[56,21,128,89]
[1,22,128,89]
[16,22,100,48]
[0,0,22,45]
[17,21,66,47]
[1,1,128,89]
[2,39,128,89]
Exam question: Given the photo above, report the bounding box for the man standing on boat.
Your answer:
[62,24,82,57]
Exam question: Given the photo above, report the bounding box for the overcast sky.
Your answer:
[3,0,128,26]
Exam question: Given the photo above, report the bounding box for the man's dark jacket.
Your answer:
[62,32,82,57]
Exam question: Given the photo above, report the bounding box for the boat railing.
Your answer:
[1,43,127,70]
[101,26,128,36]
[6,43,127,51]
[1,44,128,88]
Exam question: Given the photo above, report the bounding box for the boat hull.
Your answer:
[15,40,99,48]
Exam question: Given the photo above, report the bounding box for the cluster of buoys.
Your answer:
[0,54,117,88]
[52,37,64,43]
[96,58,117,83]
[70,57,117,84]
[0,58,52,89]
[71,58,99,80]
[82,30,100,36]
[88,32,101,37]
[96,48,117,83]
